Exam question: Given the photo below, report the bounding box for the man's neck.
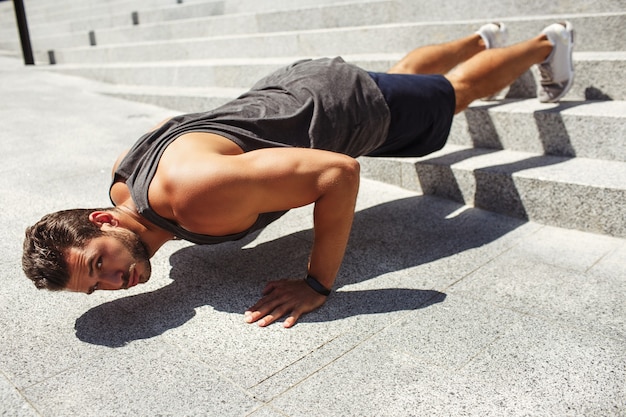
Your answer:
[115,203,176,257]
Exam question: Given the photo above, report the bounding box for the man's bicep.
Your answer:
[238,148,359,212]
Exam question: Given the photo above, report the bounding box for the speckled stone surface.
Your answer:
[1,53,625,416]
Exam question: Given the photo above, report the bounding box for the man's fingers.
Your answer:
[244,279,325,328]
[258,305,292,327]
[244,303,275,323]
[243,310,256,323]
[244,293,287,324]
[256,313,277,327]
[244,303,271,323]
[245,301,299,327]
[246,289,282,315]
[247,307,302,328]
[283,312,301,328]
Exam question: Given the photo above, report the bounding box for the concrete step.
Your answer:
[0,11,142,42]
[358,144,626,237]
[221,0,385,14]
[80,11,626,53]
[5,6,624,61]
[449,99,626,162]
[42,13,625,64]
[7,0,177,16]
[5,0,622,28]
[391,0,625,21]
[23,0,180,24]
[0,1,226,40]
[81,0,397,45]
[0,0,378,39]
[0,0,397,53]
[39,57,303,88]
[0,1,390,51]
[13,10,625,61]
[98,83,245,112]
[42,51,626,102]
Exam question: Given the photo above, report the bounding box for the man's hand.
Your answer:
[244,279,328,328]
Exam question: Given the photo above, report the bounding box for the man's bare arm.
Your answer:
[241,148,360,327]
[158,145,360,327]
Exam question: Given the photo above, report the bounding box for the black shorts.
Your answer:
[366,72,456,157]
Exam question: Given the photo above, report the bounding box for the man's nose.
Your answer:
[99,269,124,288]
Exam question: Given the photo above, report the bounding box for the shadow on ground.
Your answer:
[75,195,525,347]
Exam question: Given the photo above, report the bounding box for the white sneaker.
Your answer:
[476,22,508,49]
[537,21,575,103]
[477,22,508,100]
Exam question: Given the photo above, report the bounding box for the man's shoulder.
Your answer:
[110,181,131,206]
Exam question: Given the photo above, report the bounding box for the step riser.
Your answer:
[45,62,290,89]
[103,90,233,113]
[103,91,232,114]
[136,2,228,25]
[392,0,626,20]
[449,101,626,162]
[358,156,626,238]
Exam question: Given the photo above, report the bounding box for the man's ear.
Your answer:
[88,211,119,228]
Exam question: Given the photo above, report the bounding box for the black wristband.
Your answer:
[304,274,331,296]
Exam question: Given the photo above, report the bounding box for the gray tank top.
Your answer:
[112,57,390,244]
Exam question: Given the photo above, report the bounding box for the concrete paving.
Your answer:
[1,54,625,417]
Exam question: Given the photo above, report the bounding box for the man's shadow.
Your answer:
[75,195,524,347]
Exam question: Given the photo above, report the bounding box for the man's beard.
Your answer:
[104,229,152,288]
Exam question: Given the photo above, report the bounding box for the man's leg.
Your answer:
[388,23,507,75]
[388,22,574,113]
[387,33,486,75]
[445,35,552,112]
[447,22,575,111]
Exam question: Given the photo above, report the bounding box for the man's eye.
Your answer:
[96,257,103,269]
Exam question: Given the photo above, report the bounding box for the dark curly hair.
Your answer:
[22,208,115,291]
